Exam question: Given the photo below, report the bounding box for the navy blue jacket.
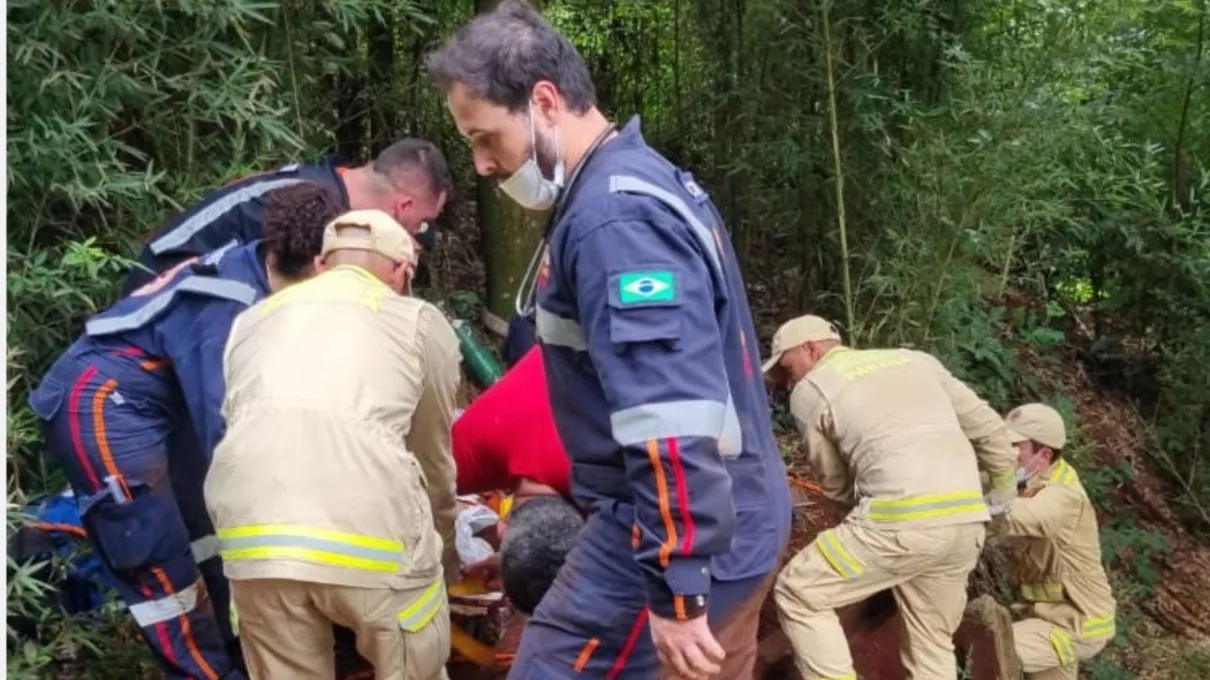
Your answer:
[534,117,791,619]
[122,158,349,296]
[35,241,272,459]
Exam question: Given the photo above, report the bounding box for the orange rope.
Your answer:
[788,476,823,495]
[29,521,88,538]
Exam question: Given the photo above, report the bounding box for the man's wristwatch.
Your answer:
[674,593,709,620]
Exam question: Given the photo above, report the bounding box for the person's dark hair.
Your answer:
[261,182,343,277]
[374,138,453,201]
[499,496,583,615]
[424,0,597,114]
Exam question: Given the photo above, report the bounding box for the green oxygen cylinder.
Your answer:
[452,318,503,388]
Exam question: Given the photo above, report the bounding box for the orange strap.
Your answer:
[788,476,823,495]
[29,521,87,538]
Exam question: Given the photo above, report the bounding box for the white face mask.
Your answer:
[499,103,564,211]
[1016,466,1033,484]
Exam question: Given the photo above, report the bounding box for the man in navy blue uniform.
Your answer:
[26,184,348,679]
[426,3,792,679]
[122,139,453,296]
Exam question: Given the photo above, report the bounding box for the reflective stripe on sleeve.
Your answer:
[149,178,307,254]
[217,525,404,573]
[1020,582,1064,603]
[85,277,257,337]
[989,469,1017,490]
[611,398,743,457]
[191,534,220,563]
[1081,615,1115,640]
[608,175,724,281]
[397,579,446,632]
[535,304,587,351]
[128,579,201,627]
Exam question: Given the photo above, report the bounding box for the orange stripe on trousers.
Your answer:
[92,378,132,500]
[151,567,218,680]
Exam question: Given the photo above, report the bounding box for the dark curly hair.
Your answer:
[261,182,344,277]
[499,496,583,615]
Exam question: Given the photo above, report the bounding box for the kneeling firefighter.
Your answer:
[994,403,1116,679]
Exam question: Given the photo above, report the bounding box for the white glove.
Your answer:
[984,492,1014,517]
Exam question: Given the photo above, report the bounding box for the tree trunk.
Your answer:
[474,0,546,324]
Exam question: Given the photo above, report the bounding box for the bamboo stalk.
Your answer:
[822,0,856,342]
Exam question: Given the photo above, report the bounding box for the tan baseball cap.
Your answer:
[320,209,417,265]
[1005,403,1067,450]
[761,314,843,373]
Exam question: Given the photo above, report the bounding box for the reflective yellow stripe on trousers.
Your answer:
[866,490,987,522]
[1049,615,1115,666]
[398,579,446,632]
[815,529,864,579]
[218,525,404,572]
[1049,627,1076,665]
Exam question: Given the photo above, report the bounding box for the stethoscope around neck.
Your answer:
[513,121,619,320]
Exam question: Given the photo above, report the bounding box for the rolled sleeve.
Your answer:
[571,218,735,619]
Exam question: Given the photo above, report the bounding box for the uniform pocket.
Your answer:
[400,595,450,680]
[83,482,190,571]
[711,459,781,581]
[606,267,685,347]
[27,379,65,420]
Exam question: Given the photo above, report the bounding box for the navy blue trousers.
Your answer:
[508,503,773,679]
[32,350,242,679]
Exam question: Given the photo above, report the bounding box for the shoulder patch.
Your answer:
[618,271,676,305]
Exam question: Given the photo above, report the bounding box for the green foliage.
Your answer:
[5,0,1209,674]
[1100,521,1172,594]
[1086,656,1138,680]
[1174,648,1210,680]
[6,0,464,673]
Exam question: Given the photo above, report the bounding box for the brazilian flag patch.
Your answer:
[618,271,676,304]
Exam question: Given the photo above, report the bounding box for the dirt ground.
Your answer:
[430,221,1210,680]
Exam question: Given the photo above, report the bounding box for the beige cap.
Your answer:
[761,315,843,373]
[1005,403,1067,450]
[320,209,417,265]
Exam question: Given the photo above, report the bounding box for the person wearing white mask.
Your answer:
[424,2,793,680]
[991,403,1116,680]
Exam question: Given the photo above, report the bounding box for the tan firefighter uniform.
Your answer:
[204,210,461,680]
[997,403,1116,680]
[767,315,1018,680]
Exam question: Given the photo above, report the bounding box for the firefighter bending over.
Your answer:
[205,210,460,680]
[767,315,1019,679]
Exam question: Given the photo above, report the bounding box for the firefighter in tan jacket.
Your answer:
[766,315,1018,680]
[995,403,1115,679]
[205,209,460,680]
